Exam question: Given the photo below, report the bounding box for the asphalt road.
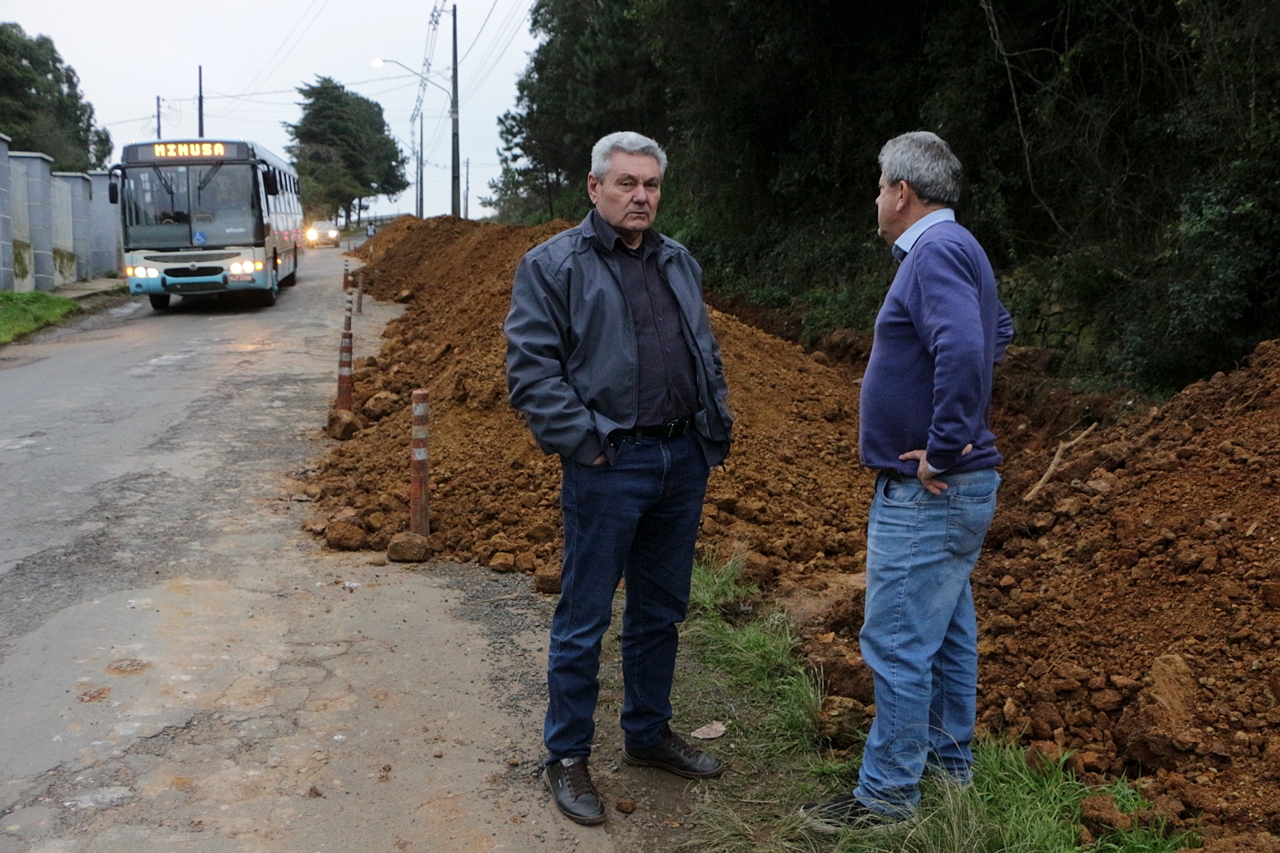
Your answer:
[0,249,618,853]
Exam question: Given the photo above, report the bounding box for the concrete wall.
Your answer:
[53,173,92,283]
[9,155,32,292]
[89,171,122,278]
[12,152,55,292]
[51,174,73,286]
[0,133,10,292]
[1,147,106,291]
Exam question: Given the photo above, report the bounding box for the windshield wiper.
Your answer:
[197,163,222,193]
[150,165,175,200]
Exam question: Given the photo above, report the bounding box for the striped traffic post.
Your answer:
[356,272,364,314]
[342,259,350,291]
[335,290,354,411]
[410,389,430,536]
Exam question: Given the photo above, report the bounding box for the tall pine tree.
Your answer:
[286,77,408,222]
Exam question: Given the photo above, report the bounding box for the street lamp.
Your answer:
[373,13,460,218]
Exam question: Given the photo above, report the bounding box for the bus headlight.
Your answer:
[254,260,264,270]
[126,266,134,277]
[147,268,160,278]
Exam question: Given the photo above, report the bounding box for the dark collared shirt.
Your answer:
[591,210,699,425]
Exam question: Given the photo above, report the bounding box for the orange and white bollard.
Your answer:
[356,273,363,314]
[410,389,430,536]
[335,290,354,411]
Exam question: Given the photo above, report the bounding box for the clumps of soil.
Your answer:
[314,216,869,580]
[971,351,1280,842]
[311,215,1280,845]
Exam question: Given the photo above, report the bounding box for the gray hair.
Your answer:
[591,131,667,180]
[878,131,962,206]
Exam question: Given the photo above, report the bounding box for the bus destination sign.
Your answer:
[124,141,250,162]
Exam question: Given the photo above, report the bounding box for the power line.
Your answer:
[104,114,156,127]
[460,0,502,65]
[461,1,530,104]
[464,0,527,89]
[249,0,336,93]
[240,0,328,94]
[209,74,420,101]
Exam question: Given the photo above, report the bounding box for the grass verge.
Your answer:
[671,553,1197,853]
[0,291,81,345]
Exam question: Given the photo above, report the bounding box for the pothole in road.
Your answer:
[105,659,151,676]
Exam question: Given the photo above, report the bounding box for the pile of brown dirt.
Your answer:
[311,215,1280,846]
[317,216,870,578]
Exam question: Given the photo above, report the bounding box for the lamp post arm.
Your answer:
[374,58,455,105]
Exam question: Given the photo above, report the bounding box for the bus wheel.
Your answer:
[255,286,277,307]
[149,294,171,310]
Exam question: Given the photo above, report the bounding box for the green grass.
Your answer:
[0,291,81,344]
[672,555,1197,853]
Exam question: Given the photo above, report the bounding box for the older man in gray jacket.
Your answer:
[505,131,732,826]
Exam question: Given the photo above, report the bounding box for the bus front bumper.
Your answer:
[128,271,270,296]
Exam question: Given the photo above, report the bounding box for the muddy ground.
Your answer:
[305,215,1280,851]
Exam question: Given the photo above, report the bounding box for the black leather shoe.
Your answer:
[799,792,900,834]
[622,726,724,779]
[543,757,605,825]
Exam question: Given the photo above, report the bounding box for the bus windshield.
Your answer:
[121,163,260,249]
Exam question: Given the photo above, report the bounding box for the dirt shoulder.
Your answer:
[304,216,1280,844]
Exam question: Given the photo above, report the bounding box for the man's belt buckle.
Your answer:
[660,415,692,438]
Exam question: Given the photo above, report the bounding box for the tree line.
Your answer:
[487,0,1280,392]
[0,23,111,172]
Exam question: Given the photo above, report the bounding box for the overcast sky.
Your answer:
[6,0,539,219]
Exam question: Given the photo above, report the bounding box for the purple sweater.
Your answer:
[858,220,1013,475]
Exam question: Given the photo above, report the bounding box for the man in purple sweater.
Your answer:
[802,131,1013,831]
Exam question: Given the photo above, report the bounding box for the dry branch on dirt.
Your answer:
[307,216,1280,845]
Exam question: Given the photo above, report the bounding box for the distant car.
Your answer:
[306,221,340,247]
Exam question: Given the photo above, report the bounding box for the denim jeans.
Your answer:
[853,468,1000,816]
[545,431,709,760]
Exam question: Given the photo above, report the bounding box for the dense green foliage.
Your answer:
[491,0,1280,391]
[0,291,79,344]
[285,77,409,223]
[0,23,111,171]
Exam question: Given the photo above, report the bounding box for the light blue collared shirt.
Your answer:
[893,208,956,260]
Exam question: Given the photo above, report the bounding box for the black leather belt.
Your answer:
[610,415,693,442]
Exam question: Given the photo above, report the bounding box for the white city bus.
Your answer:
[109,140,302,309]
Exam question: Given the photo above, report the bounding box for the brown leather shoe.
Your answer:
[543,757,605,825]
[622,726,724,779]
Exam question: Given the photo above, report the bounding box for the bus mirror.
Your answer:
[108,182,119,204]
[263,170,279,196]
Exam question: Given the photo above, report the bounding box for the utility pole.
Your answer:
[156,96,162,140]
[464,158,469,219]
[198,66,204,137]
[419,111,425,218]
[451,4,461,217]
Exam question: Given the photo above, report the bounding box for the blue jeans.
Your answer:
[545,431,709,760]
[853,468,999,816]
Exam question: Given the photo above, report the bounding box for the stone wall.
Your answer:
[0,134,11,291]
[0,145,117,292]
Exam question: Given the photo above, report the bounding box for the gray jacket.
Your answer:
[504,213,733,466]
